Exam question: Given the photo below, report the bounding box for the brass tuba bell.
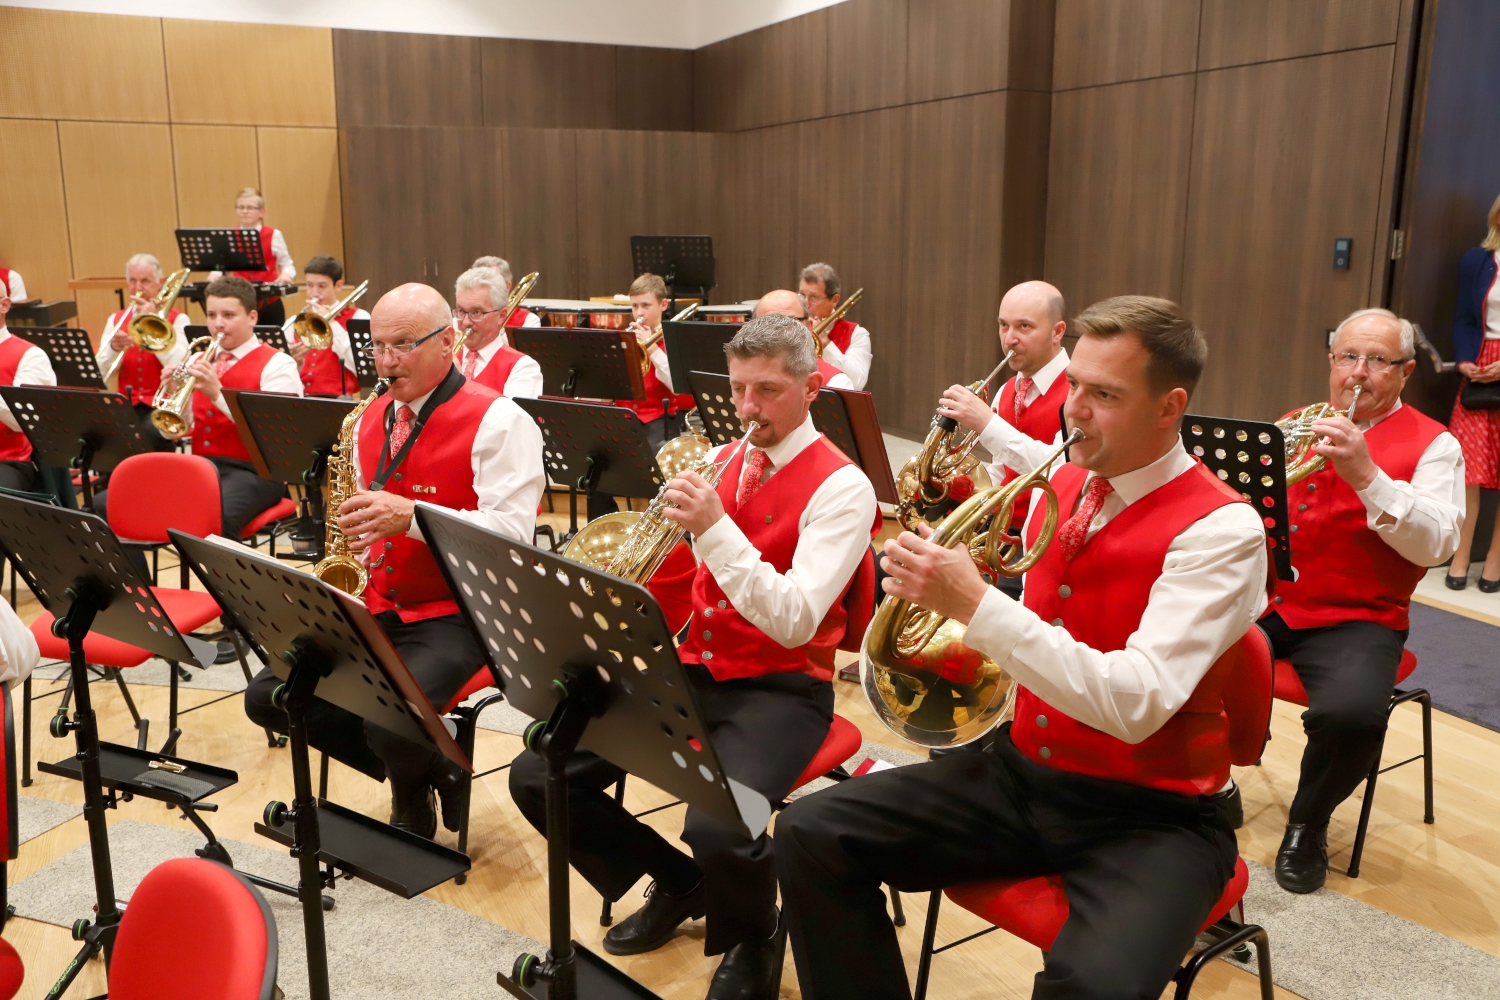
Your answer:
[129,267,191,353]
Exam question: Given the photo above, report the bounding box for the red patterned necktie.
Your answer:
[736,449,772,508]
[1057,476,1114,562]
[214,351,234,378]
[462,349,479,379]
[1013,375,1034,421]
[389,405,414,459]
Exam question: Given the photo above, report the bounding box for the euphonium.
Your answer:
[456,271,540,354]
[130,267,191,353]
[894,351,1015,530]
[292,279,369,351]
[1277,383,1362,486]
[861,427,1084,748]
[150,334,223,439]
[314,379,390,595]
[809,288,864,357]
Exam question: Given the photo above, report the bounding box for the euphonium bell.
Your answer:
[293,279,369,351]
[130,268,191,353]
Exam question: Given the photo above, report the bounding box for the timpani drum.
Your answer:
[697,304,754,324]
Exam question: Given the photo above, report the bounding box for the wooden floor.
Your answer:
[5,502,1498,1000]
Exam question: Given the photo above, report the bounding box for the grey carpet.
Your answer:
[11,820,543,1000]
[1404,601,1500,732]
[17,795,81,844]
[33,655,252,694]
[464,686,534,737]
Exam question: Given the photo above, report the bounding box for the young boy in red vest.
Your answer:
[778,296,1271,1000]
[286,255,365,397]
[244,283,545,839]
[210,188,295,327]
[511,313,880,1000]
[799,262,870,389]
[95,253,190,451]
[0,279,56,493]
[452,264,542,397]
[1262,308,1462,894]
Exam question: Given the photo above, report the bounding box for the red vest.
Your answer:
[233,226,280,290]
[109,308,185,405]
[189,344,277,461]
[828,317,857,353]
[616,366,670,423]
[0,334,36,461]
[506,307,533,329]
[299,306,358,397]
[467,343,531,397]
[356,381,499,623]
[817,357,846,386]
[993,371,1069,527]
[1012,461,1249,796]
[1270,403,1447,631]
[677,436,878,682]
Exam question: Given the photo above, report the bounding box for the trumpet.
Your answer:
[1278,382,1363,486]
[150,334,224,439]
[809,287,864,357]
[291,280,369,351]
[632,303,699,379]
[861,427,1084,749]
[456,271,540,354]
[102,268,190,383]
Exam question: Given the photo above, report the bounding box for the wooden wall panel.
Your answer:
[0,119,73,304]
[827,0,909,116]
[500,129,580,300]
[258,127,344,316]
[692,34,742,132]
[0,8,168,122]
[906,0,1012,102]
[171,125,259,230]
[163,20,335,126]
[755,13,830,130]
[616,47,695,131]
[1182,47,1396,422]
[333,30,482,127]
[339,126,428,304]
[422,127,504,298]
[1044,75,1195,312]
[482,39,617,129]
[716,123,803,304]
[1052,0,1199,90]
[1000,89,1053,289]
[1198,0,1401,70]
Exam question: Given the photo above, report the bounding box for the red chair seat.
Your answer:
[240,498,297,540]
[0,937,22,1000]
[945,856,1250,953]
[790,714,863,792]
[32,587,225,665]
[1274,649,1416,707]
[442,667,494,715]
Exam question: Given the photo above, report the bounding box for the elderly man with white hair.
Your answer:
[452,265,543,397]
[1265,307,1464,895]
[95,253,190,449]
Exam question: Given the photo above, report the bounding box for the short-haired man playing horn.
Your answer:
[1265,308,1462,894]
[286,255,365,397]
[453,265,543,398]
[778,296,1270,1000]
[95,253,190,451]
[753,290,854,389]
[510,313,879,1000]
[799,262,870,389]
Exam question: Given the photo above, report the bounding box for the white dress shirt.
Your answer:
[0,326,58,432]
[649,342,676,392]
[963,439,1269,745]
[694,414,878,649]
[824,369,855,390]
[96,309,190,377]
[0,597,38,688]
[284,306,368,380]
[977,347,1070,484]
[821,322,872,390]
[461,332,544,399]
[3,270,26,302]
[353,385,545,547]
[1347,400,1465,566]
[208,335,303,417]
[518,311,542,329]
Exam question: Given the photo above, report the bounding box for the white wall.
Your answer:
[4,0,848,48]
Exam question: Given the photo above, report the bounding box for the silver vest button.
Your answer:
[1051,617,1064,627]
[702,651,713,661]
[1274,596,1283,604]
[1038,747,1051,760]
[1036,715,1048,728]
[703,607,713,617]
[1058,585,1071,598]
[717,600,727,609]
[702,630,712,641]
[1307,483,1316,491]
[1290,525,1298,532]
[1298,504,1307,512]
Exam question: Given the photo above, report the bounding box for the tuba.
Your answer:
[1277,383,1362,486]
[808,288,864,357]
[314,379,390,595]
[456,271,539,354]
[292,280,369,351]
[150,334,223,439]
[861,427,1084,748]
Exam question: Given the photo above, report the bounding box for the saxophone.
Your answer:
[314,379,390,595]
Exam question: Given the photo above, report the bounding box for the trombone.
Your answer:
[809,287,864,357]
[291,279,369,351]
[102,267,190,383]
[455,271,540,354]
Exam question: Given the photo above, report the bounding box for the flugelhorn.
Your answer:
[314,378,390,595]
[292,279,368,351]
[455,271,540,354]
[150,334,224,439]
[1277,382,1362,486]
[861,427,1084,749]
[809,288,864,357]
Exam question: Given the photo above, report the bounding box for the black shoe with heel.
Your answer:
[1480,576,1500,593]
[602,878,706,956]
[1446,570,1469,590]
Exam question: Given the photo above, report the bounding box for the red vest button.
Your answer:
[1038,747,1051,759]
[1051,617,1063,627]
[702,651,713,660]
[1036,715,1048,727]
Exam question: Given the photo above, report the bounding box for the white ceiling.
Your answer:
[7,0,849,49]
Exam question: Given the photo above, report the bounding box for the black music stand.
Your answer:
[0,494,220,996]
[175,228,268,274]
[515,398,666,540]
[18,328,106,390]
[630,235,715,303]
[662,321,738,394]
[415,506,770,1000]
[170,532,472,1000]
[183,324,288,354]
[509,328,646,401]
[1183,415,1293,581]
[0,386,148,509]
[344,319,380,389]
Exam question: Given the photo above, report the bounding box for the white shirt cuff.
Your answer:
[960,586,1028,666]
[693,513,754,577]
[1356,469,1410,524]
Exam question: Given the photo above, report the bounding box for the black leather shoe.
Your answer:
[1275,822,1328,894]
[706,910,787,1000]
[1480,577,1500,594]
[390,782,437,840]
[602,879,706,956]
[430,757,466,833]
[1445,572,1469,590]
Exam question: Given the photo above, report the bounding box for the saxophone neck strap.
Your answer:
[370,365,464,491]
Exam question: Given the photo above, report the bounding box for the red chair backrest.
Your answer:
[1221,624,1274,767]
[0,938,22,1000]
[109,858,276,1000]
[106,453,222,542]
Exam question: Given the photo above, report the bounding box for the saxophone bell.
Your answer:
[314,379,391,595]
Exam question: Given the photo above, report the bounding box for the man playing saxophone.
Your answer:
[777,297,1269,1000]
[95,253,190,451]
[244,283,545,838]
[510,314,879,1000]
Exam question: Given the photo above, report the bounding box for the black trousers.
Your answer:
[130,401,176,453]
[93,456,285,540]
[1259,611,1405,826]
[586,413,675,523]
[509,663,833,955]
[776,727,1238,1000]
[244,611,482,784]
[0,462,38,494]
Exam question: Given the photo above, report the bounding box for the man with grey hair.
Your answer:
[508,311,879,999]
[799,262,871,389]
[453,266,542,397]
[1263,306,1463,894]
[470,255,541,330]
[753,289,854,389]
[95,252,190,451]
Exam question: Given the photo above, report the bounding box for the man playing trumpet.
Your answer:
[799,263,870,389]
[286,255,365,397]
[452,264,542,398]
[95,253,190,451]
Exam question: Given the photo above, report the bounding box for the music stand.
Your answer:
[508,328,646,401]
[344,319,380,389]
[18,328,106,389]
[630,236,715,302]
[662,321,738,395]
[0,494,218,995]
[415,505,770,1000]
[183,324,289,355]
[514,398,666,540]
[175,228,268,274]
[1184,416,1293,582]
[170,532,472,1000]
[0,386,148,509]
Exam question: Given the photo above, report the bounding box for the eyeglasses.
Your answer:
[1332,352,1410,374]
[360,324,447,360]
[452,306,501,322]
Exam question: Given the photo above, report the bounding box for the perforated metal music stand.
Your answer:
[0,386,148,508]
[182,324,288,355]
[175,228,268,273]
[16,327,105,389]
[1183,415,1293,582]
[344,319,380,389]
[416,505,770,1000]
[630,235,715,301]
[662,321,738,393]
[509,328,646,400]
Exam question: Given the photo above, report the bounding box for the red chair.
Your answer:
[913,626,1277,1000]
[1272,648,1433,878]
[0,939,21,1000]
[108,857,277,1000]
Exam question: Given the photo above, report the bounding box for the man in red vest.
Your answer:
[510,313,879,1000]
[778,296,1270,1000]
[285,255,365,397]
[1264,308,1462,894]
[799,262,870,389]
[470,255,541,330]
[94,253,190,451]
[208,188,296,327]
[244,283,545,838]
[452,264,542,398]
[0,280,56,493]
[754,290,853,389]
